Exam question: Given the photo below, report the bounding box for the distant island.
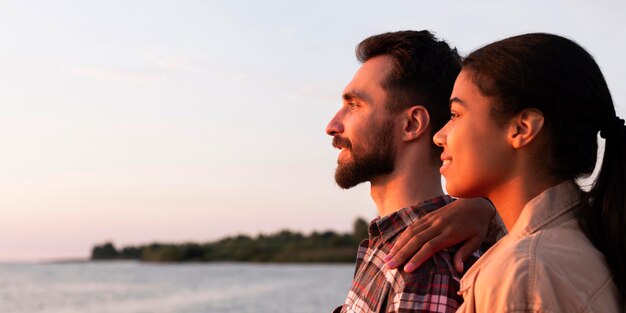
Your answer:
[91,218,369,263]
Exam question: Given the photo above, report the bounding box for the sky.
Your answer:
[0,0,625,261]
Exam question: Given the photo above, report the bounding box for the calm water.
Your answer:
[0,262,354,313]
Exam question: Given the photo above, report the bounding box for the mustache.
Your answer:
[332,136,352,150]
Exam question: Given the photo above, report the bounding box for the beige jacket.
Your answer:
[457,180,623,313]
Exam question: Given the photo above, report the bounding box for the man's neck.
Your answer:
[370,162,444,217]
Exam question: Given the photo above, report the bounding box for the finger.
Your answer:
[453,251,463,274]
[387,221,430,258]
[403,235,453,273]
[453,237,483,273]
[386,236,429,269]
[386,225,442,268]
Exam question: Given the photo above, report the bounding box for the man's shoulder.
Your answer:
[390,250,461,286]
[383,250,466,313]
[344,238,470,312]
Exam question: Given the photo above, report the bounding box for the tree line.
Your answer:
[91,218,370,263]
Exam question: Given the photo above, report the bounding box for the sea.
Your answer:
[0,262,354,313]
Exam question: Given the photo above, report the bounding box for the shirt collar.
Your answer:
[508,180,582,238]
[369,195,454,242]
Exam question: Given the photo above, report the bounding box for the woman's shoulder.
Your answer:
[531,217,609,276]
[467,218,620,312]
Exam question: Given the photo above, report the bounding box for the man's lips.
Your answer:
[332,136,352,151]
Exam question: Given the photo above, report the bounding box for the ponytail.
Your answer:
[582,116,626,298]
[462,32,626,298]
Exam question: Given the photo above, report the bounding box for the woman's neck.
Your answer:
[487,174,562,231]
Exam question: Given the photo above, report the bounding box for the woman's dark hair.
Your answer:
[463,33,626,297]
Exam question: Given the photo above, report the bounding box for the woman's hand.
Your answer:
[385,198,496,273]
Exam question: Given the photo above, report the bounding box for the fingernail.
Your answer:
[383,255,393,262]
[386,260,397,268]
[404,263,416,272]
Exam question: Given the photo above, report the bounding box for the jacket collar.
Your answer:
[508,180,582,239]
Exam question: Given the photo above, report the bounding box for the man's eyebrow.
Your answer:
[449,97,465,106]
[343,90,371,103]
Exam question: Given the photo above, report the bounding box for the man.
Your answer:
[327,31,490,313]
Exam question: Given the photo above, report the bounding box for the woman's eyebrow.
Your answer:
[449,97,466,107]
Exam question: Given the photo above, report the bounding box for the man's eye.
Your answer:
[450,113,459,120]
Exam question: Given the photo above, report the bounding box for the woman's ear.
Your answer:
[508,108,545,149]
[403,105,430,142]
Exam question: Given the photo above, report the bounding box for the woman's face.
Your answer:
[433,70,514,199]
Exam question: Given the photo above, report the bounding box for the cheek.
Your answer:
[445,154,490,198]
[445,128,506,197]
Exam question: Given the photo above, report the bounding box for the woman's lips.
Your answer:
[440,158,451,174]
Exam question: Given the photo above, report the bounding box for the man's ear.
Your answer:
[403,105,430,142]
[508,108,545,149]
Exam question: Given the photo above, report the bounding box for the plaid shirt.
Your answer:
[334,196,480,313]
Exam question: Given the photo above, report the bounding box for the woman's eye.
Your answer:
[450,113,459,120]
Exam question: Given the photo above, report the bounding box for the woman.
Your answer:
[410,33,624,311]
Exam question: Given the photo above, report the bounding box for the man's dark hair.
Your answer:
[355,30,461,159]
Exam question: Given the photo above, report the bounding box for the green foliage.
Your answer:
[91,242,119,260]
[90,219,369,263]
[119,246,143,259]
[353,217,370,242]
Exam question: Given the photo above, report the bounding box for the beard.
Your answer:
[333,122,396,189]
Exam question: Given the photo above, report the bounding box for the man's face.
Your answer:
[325,55,399,189]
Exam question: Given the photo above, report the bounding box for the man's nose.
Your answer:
[326,113,344,136]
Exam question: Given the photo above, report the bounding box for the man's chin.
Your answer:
[335,179,366,189]
[334,168,368,189]
[336,182,365,189]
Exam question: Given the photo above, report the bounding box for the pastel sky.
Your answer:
[1,0,624,261]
